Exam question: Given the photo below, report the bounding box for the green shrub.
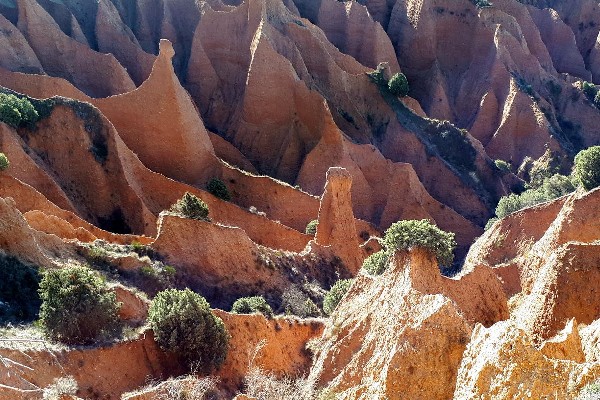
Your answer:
[383,219,456,267]
[583,81,598,103]
[484,217,499,231]
[574,146,600,191]
[207,178,231,201]
[231,296,273,317]
[0,153,9,171]
[542,173,576,198]
[323,279,353,316]
[388,73,409,97]
[362,250,390,276]
[38,266,120,344]
[472,0,493,7]
[148,288,229,371]
[0,93,39,128]
[0,253,41,324]
[170,192,209,221]
[495,173,576,218]
[305,219,318,236]
[494,159,511,173]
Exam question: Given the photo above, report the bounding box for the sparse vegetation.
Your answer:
[38,265,120,345]
[574,146,600,191]
[0,152,9,171]
[305,219,318,236]
[388,72,409,97]
[207,178,231,201]
[384,219,457,267]
[231,296,273,317]
[169,192,210,221]
[362,250,390,276]
[422,119,477,174]
[148,288,229,371]
[0,252,41,325]
[0,92,39,128]
[323,279,353,316]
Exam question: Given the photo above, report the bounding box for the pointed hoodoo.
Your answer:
[315,167,363,274]
[93,39,218,186]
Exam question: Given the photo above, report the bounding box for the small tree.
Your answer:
[323,279,353,316]
[207,178,231,201]
[231,296,273,317]
[0,153,9,171]
[384,219,456,266]
[170,192,210,221]
[148,289,229,371]
[0,93,38,128]
[38,266,120,344]
[361,250,390,276]
[388,73,409,97]
[574,146,600,191]
[305,219,318,236]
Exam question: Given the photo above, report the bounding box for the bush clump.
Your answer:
[495,173,576,218]
[472,0,493,7]
[148,288,229,371]
[170,192,210,221]
[207,178,231,201]
[388,73,409,97]
[0,92,39,128]
[323,279,353,316]
[384,219,456,267]
[305,219,318,236]
[0,253,41,325]
[231,296,273,317]
[38,266,120,344]
[0,153,9,171]
[494,159,511,173]
[361,250,390,276]
[574,146,600,191]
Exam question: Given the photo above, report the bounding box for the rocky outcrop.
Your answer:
[0,196,51,266]
[454,320,600,399]
[0,333,182,400]
[93,39,217,186]
[314,167,363,274]
[309,248,508,399]
[297,111,482,257]
[151,213,290,308]
[214,311,324,392]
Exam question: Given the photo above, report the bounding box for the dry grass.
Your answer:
[42,376,78,400]
[244,366,318,400]
[122,375,219,400]
[240,339,334,400]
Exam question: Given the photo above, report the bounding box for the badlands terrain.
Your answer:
[1,0,600,398]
